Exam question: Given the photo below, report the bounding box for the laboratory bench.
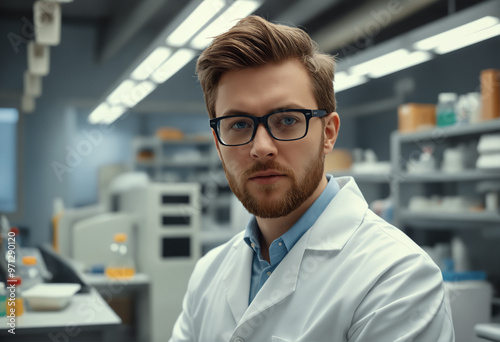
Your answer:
[0,244,123,341]
[0,287,121,342]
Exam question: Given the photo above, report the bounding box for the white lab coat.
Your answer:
[170,177,454,342]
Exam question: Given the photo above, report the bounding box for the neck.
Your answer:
[256,174,328,261]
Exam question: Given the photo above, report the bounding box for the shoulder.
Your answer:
[347,209,442,285]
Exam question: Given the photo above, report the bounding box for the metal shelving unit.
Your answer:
[131,136,234,252]
[391,118,500,230]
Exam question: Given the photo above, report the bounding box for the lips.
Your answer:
[249,171,284,179]
[248,170,286,185]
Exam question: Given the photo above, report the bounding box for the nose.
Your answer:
[250,124,278,160]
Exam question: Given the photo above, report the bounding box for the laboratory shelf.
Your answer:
[394,118,500,143]
[398,169,500,183]
[399,209,500,229]
[134,136,212,146]
[160,158,214,168]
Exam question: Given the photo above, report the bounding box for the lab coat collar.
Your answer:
[222,177,367,327]
[305,176,368,251]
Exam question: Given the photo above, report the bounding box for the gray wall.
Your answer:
[0,18,208,246]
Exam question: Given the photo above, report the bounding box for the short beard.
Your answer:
[222,143,325,219]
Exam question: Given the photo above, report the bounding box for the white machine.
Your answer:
[57,171,201,342]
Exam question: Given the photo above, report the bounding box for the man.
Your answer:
[170,16,454,341]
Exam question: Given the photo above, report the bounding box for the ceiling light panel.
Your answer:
[101,106,127,125]
[435,22,500,54]
[151,49,197,83]
[107,80,135,106]
[414,16,499,51]
[121,81,157,108]
[131,47,172,81]
[334,72,369,92]
[190,0,262,50]
[166,0,225,47]
[88,102,111,124]
[369,51,432,78]
[349,49,409,76]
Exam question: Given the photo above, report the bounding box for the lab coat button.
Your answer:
[234,337,245,342]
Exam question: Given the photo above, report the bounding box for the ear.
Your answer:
[323,112,340,155]
[212,129,222,161]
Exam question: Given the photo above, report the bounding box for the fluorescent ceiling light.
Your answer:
[190,0,262,50]
[151,49,197,83]
[122,81,157,107]
[166,0,225,47]
[88,103,111,124]
[414,16,500,51]
[350,49,409,76]
[334,72,368,92]
[435,23,500,54]
[101,106,127,125]
[369,51,432,78]
[107,80,135,106]
[130,47,172,81]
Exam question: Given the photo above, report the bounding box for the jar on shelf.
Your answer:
[105,233,135,279]
[436,92,458,127]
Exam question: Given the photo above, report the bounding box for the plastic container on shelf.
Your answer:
[0,282,6,317]
[105,233,135,279]
[19,256,44,291]
[436,92,458,127]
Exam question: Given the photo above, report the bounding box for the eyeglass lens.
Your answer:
[218,111,307,145]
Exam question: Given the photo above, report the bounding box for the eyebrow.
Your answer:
[220,104,306,117]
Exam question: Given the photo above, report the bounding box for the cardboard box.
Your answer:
[481,69,500,121]
[398,103,436,133]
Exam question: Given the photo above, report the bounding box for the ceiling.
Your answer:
[0,0,488,61]
[0,0,492,114]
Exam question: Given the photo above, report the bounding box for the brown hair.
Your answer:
[196,15,336,119]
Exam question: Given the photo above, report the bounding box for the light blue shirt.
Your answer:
[243,174,339,304]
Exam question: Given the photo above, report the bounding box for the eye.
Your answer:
[281,116,297,126]
[231,121,249,130]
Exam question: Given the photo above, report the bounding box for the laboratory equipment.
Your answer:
[106,233,135,279]
[19,256,44,291]
[436,92,458,127]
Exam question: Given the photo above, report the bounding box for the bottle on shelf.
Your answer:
[436,92,458,127]
[105,233,135,279]
[19,256,44,291]
[0,282,6,317]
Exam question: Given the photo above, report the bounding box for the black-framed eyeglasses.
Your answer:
[210,109,327,146]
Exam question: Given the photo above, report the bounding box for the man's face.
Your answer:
[213,60,336,218]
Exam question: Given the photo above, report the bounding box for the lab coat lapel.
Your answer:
[238,229,309,326]
[221,239,253,325]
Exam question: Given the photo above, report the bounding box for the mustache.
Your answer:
[243,160,292,178]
